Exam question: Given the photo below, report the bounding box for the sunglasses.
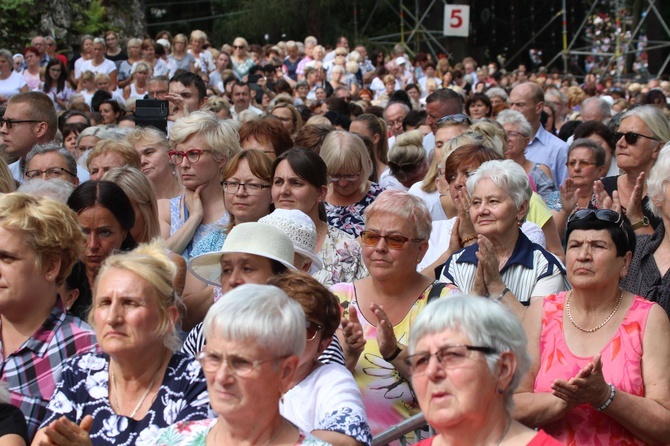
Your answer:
[436,113,472,126]
[568,208,623,226]
[306,320,323,341]
[613,131,659,145]
[360,230,423,249]
[233,45,245,49]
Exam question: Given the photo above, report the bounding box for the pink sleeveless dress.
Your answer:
[534,291,653,445]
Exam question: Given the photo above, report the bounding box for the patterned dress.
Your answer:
[40,352,210,446]
[314,225,368,287]
[533,292,653,445]
[169,195,228,260]
[325,183,383,238]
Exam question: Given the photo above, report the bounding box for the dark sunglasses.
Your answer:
[567,208,623,227]
[613,131,659,145]
[306,320,323,341]
[436,113,472,126]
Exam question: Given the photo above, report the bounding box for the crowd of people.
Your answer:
[0,28,669,446]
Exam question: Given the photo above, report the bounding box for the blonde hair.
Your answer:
[102,166,160,242]
[320,131,373,192]
[87,139,141,170]
[0,157,16,193]
[169,111,241,163]
[0,193,84,285]
[91,240,183,351]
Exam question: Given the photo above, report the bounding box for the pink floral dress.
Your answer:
[533,291,653,445]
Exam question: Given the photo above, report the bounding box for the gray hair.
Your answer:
[25,143,77,178]
[485,87,508,102]
[364,190,432,240]
[77,126,111,146]
[17,178,75,203]
[647,142,670,217]
[408,294,530,412]
[0,49,13,66]
[496,110,532,137]
[203,284,306,358]
[580,97,611,122]
[170,111,242,162]
[80,34,94,46]
[621,105,670,142]
[92,37,106,49]
[127,38,143,51]
[466,159,532,212]
[568,138,606,167]
[544,88,567,105]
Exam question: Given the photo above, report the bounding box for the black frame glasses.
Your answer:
[613,131,659,145]
[222,181,271,195]
[168,148,211,165]
[436,113,472,127]
[0,118,42,130]
[25,167,76,180]
[360,230,423,249]
[328,171,362,183]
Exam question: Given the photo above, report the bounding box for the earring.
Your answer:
[497,388,504,395]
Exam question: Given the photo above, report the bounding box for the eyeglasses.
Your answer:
[0,118,42,130]
[436,113,472,126]
[223,181,271,195]
[404,345,497,375]
[328,171,361,183]
[613,131,659,145]
[566,159,599,169]
[567,208,623,227]
[306,320,323,341]
[360,230,423,249]
[505,130,528,141]
[197,350,282,376]
[25,167,76,180]
[168,148,211,164]
[233,45,245,49]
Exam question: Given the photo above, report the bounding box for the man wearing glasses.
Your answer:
[1,92,58,183]
[23,143,81,186]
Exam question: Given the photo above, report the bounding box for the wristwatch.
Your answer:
[631,216,650,230]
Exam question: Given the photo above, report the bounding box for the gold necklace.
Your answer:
[566,289,623,333]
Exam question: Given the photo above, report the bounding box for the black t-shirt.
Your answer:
[0,403,28,444]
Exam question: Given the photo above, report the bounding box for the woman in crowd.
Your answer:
[118,38,143,88]
[159,111,240,259]
[35,242,210,445]
[62,123,89,159]
[103,31,127,71]
[75,127,109,161]
[239,117,293,160]
[137,39,168,77]
[87,139,141,181]
[231,37,255,80]
[553,139,607,233]
[122,62,150,101]
[270,272,372,446]
[168,34,196,74]
[188,30,214,74]
[408,296,561,446]
[0,49,28,103]
[349,114,389,181]
[465,92,492,121]
[622,144,670,314]
[272,148,367,287]
[321,131,382,237]
[516,209,670,445]
[439,160,568,319]
[498,110,557,204]
[334,190,449,435]
[40,59,74,111]
[127,126,182,200]
[79,38,118,90]
[270,102,303,136]
[593,105,670,233]
[573,120,618,177]
[21,47,41,90]
[98,99,123,126]
[72,35,94,85]
[155,284,329,445]
[381,130,429,191]
[0,194,96,440]
[66,181,138,320]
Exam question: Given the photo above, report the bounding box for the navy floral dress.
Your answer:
[325,183,384,237]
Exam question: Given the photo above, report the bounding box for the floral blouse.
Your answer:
[40,352,210,446]
[314,226,368,287]
[154,418,332,445]
[325,183,384,237]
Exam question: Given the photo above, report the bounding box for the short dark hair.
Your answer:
[239,117,293,158]
[403,110,427,130]
[170,71,207,103]
[566,212,635,257]
[573,120,616,152]
[59,111,90,133]
[272,148,328,221]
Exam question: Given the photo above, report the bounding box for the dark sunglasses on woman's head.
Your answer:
[567,208,623,226]
[436,113,472,126]
[613,131,659,145]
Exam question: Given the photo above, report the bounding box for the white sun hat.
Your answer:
[187,222,296,286]
[259,209,323,272]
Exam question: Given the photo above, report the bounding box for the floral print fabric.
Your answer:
[40,352,210,446]
[313,226,368,287]
[533,292,652,445]
[325,183,383,238]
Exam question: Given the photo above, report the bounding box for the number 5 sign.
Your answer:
[443,5,470,37]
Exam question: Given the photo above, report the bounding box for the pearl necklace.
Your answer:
[566,289,623,333]
[111,357,164,419]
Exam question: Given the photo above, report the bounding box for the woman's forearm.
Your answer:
[513,392,571,427]
[603,390,670,444]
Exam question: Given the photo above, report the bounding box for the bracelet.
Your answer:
[460,234,477,245]
[495,287,510,302]
[595,383,616,411]
[383,345,403,362]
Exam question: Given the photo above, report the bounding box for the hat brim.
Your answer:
[294,247,323,271]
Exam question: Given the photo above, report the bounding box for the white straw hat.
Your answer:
[188,222,296,286]
[259,209,323,272]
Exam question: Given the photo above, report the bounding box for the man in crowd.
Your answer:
[230,82,263,120]
[167,72,207,121]
[385,102,410,146]
[423,88,464,152]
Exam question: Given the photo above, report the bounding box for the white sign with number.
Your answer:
[443,5,470,37]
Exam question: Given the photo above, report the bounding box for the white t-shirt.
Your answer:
[408,182,448,222]
[280,363,371,444]
[378,167,406,191]
[79,58,117,79]
[0,72,27,99]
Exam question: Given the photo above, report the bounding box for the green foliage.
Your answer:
[72,0,108,36]
[0,0,37,50]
